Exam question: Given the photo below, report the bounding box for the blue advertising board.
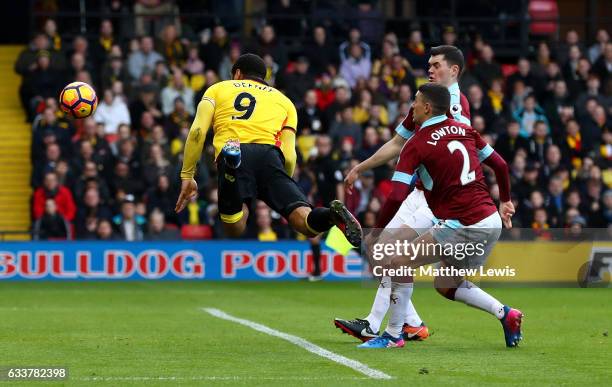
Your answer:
[0,241,364,280]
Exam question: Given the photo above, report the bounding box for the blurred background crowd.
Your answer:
[17,0,611,241]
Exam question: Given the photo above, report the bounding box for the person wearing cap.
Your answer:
[442,25,457,46]
[112,194,146,241]
[176,53,362,246]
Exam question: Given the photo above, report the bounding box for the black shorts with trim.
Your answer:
[217,143,311,218]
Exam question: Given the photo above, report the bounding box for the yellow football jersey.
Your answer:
[202,79,298,158]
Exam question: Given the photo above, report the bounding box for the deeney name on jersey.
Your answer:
[232,82,274,92]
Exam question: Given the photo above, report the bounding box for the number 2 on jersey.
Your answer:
[447,140,475,185]
[232,92,256,120]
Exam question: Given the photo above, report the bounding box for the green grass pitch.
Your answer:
[0,281,610,386]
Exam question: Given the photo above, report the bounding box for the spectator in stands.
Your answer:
[585,179,606,227]
[351,1,384,44]
[33,107,72,158]
[249,24,288,69]
[546,176,565,227]
[91,19,116,70]
[507,58,542,98]
[16,33,66,114]
[557,30,585,65]
[23,51,62,118]
[544,80,572,133]
[592,42,611,87]
[160,70,194,115]
[184,45,204,77]
[297,90,324,134]
[339,28,370,63]
[112,194,146,241]
[143,143,173,186]
[94,89,131,139]
[33,199,71,240]
[146,209,180,240]
[96,219,118,240]
[143,124,170,159]
[527,120,553,164]
[129,83,162,124]
[42,19,62,52]
[514,94,549,137]
[468,83,495,127]
[304,26,338,76]
[73,160,112,204]
[589,29,609,63]
[158,24,186,70]
[339,42,372,89]
[145,174,176,223]
[277,56,315,105]
[32,142,63,187]
[116,138,142,179]
[33,171,76,222]
[200,25,229,75]
[330,106,362,151]
[372,35,399,76]
[472,44,503,89]
[567,56,591,98]
[20,12,612,240]
[218,43,241,81]
[254,205,279,241]
[311,135,344,206]
[128,36,164,80]
[110,161,143,199]
[323,85,351,126]
[576,74,608,117]
[101,54,130,93]
[75,187,112,234]
[404,30,427,76]
[601,128,612,162]
[532,41,552,79]
[133,0,181,37]
[580,101,606,154]
[602,190,612,226]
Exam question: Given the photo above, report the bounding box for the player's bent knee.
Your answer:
[222,221,246,237]
[220,205,249,237]
[288,206,316,236]
[435,285,457,300]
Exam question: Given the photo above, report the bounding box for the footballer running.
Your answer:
[336,45,471,343]
[175,53,362,246]
[359,83,522,349]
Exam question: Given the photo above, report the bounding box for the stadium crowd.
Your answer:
[17,1,611,241]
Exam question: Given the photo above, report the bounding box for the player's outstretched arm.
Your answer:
[175,99,213,212]
[344,134,406,194]
[482,150,514,228]
[279,128,297,177]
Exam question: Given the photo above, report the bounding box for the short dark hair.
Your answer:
[430,45,465,73]
[418,83,450,115]
[232,53,266,79]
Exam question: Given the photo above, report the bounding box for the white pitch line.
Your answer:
[202,307,392,380]
[77,376,369,382]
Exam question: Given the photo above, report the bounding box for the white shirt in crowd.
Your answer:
[95,96,131,135]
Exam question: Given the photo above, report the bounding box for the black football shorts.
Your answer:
[217,143,311,218]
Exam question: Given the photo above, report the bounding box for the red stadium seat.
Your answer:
[528,0,559,36]
[181,224,213,240]
[501,64,518,78]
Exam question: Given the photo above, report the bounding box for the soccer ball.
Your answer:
[59,82,98,118]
